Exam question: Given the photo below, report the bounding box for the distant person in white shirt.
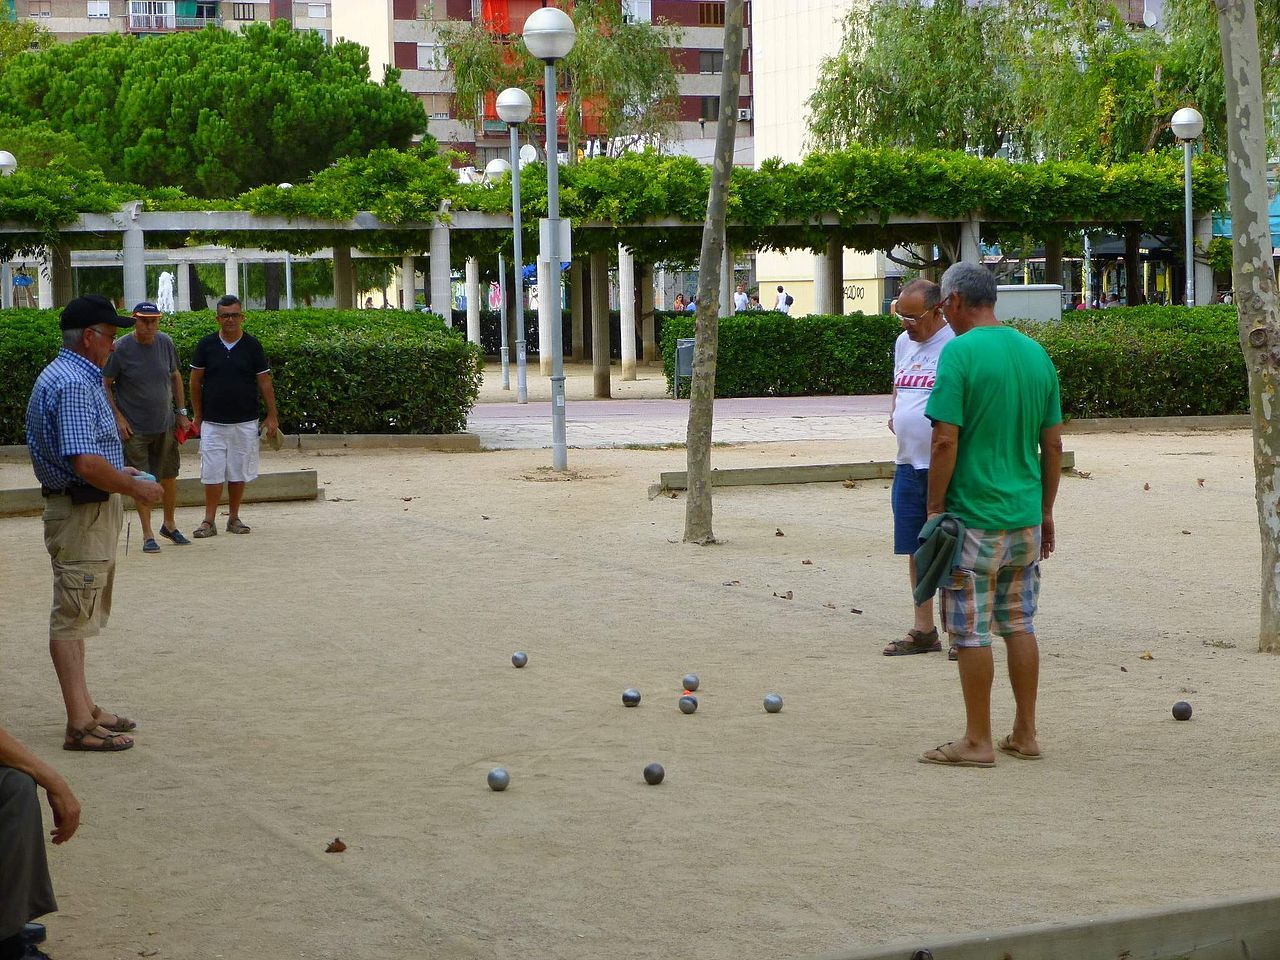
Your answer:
[774,285,791,314]
[883,279,956,658]
[733,283,749,313]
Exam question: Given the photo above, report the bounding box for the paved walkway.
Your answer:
[467,394,892,448]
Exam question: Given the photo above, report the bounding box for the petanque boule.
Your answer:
[678,695,698,714]
[643,762,665,785]
[487,767,510,791]
[511,651,528,668]
[1172,701,1193,721]
[622,688,641,707]
[682,673,700,692]
[763,693,784,713]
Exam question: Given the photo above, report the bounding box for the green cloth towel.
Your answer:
[912,512,966,607]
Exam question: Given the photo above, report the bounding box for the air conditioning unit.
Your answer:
[737,108,753,122]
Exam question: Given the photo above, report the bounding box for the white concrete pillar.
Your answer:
[618,245,637,380]
[465,257,481,344]
[123,226,146,308]
[401,254,417,310]
[959,218,982,265]
[813,248,832,314]
[656,266,668,309]
[37,251,53,308]
[1,263,11,309]
[176,262,192,311]
[537,257,552,375]
[1194,216,1215,306]
[719,245,733,317]
[223,252,240,298]
[430,222,451,322]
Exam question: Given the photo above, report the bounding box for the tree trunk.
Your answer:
[188,263,207,310]
[264,261,282,311]
[1044,228,1064,288]
[591,249,612,398]
[571,260,586,361]
[1218,0,1280,651]
[683,0,744,545]
[1123,225,1145,305]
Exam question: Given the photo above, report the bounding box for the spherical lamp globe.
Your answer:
[484,157,513,181]
[523,7,576,61]
[496,87,533,126]
[1171,106,1204,142]
[0,151,17,177]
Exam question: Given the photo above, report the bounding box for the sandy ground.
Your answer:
[3,429,1280,960]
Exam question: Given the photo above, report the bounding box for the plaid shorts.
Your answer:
[940,526,1042,648]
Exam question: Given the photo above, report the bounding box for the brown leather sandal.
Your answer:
[883,628,941,656]
[92,705,137,732]
[64,721,134,752]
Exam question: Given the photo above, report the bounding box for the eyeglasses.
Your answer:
[85,326,116,340]
[891,300,938,325]
[217,311,243,319]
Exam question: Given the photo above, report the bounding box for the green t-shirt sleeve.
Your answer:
[1042,360,1063,429]
[925,342,965,427]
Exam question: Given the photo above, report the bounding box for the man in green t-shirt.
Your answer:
[919,262,1064,768]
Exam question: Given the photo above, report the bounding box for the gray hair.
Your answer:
[62,328,85,349]
[940,261,997,307]
[899,278,940,311]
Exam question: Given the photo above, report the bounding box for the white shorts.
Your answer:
[200,420,260,484]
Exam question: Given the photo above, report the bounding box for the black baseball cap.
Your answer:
[60,295,135,331]
[131,301,162,317]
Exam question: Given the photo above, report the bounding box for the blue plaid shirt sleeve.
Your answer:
[55,378,112,460]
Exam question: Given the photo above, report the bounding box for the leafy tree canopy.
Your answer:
[0,22,427,197]
[0,17,52,69]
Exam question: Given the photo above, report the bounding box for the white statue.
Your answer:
[156,271,176,314]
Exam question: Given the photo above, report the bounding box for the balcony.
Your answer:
[127,13,222,31]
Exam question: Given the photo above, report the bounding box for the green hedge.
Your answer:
[0,308,483,444]
[661,307,1248,419]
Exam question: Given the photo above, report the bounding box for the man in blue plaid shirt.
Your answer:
[25,295,162,754]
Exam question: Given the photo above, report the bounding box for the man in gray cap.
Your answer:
[103,301,193,554]
[25,295,163,752]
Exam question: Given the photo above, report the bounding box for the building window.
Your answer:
[417,42,446,70]
[698,50,723,74]
[87,0,111,16]
[699,95,719,121]
[311,27,330,43]
[27,0,51,16]
[306,1,326,17]
[232,1,255,19]
[622,0,650,22]
[698,2,724,26]
[423,93,452,120]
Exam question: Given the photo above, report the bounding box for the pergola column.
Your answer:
[639,262,657,362]
[1044,228,1064,287]
[719,245,733,316]
[618,244,637,380]
[825,235,844,315]
[959,217,982,265]
[1195,216,1215,305]
[36,251,53,309]
[401,254,417,310]
[570,260,585,361]
[590,248,611,398]
[123,224,146,308]
[332,246,353,309]
[465,257,481,344]
[813,247,833,314]
[537,257,552,375]
[50,242,73,308]
[224,251,240,299]
[176,262,192,311]
[430,221,451,321]
[0,263,11,309]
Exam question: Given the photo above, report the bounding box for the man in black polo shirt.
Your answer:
[189,295,279,537]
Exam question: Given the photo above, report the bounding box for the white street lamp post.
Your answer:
[497,86,533,405]
[0,152,14,310]
[485,157,514,389]
[1171,106,1204,306]
[279,184,294,309]
[523,7,576,470]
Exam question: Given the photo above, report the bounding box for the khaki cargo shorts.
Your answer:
[42,493,123,642]
[124,429,180,480]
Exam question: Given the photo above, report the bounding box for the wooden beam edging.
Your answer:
[0,470,321,518]
[816,890,1280,960]
[656,453,1076,492]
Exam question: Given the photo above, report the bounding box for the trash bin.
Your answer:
[674,337,695,399]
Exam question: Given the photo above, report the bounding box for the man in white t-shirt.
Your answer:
[884,278,955,658]
[774,285,791,314]
[733,283,749,313]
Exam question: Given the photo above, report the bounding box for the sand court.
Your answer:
[1,429,1278,960]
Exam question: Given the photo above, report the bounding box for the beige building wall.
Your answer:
[331,0,392,78]
[752,0,888,315]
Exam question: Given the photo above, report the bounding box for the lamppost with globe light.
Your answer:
[1171,106,1204,306]
[522,6,575,470]
[497,86,532,405]
[0,152,15,310]
[484,156,514,389]
[279,183,294,309]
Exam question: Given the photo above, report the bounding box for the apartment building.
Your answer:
[332,0,753,169]
[7,0,331,45]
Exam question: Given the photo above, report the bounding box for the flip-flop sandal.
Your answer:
[64,722,134,752]
[998,734,1042,760]
[918,741,995,768]
[92,705,137,733]
[884,629,941,656]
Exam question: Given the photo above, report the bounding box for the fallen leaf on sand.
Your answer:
[481,515,490,520]
[802,559,813,565]
[325,838,347,853]
[1197,478,1205,487]
[823,602,837,609]
[669,493,678,499]
[1139,650,1154,661]
[1143,483,1150,491]
[1182,530,1192,535]
[1120,666,1128,672]
[401,497,416,502]
[775,528,785,537]
[723,580,741,586]
[1068,468,1092,479]
[772,590,794,600]
[850,607,863,615]
[842,479,857,489]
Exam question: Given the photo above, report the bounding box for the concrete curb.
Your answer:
[0,470,322,518]
[818,890,1280,960]
[0,433,481,463]
[655,453,1077,493]
[1064,414,1251,433]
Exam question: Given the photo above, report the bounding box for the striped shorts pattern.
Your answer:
[940,526,1042,648]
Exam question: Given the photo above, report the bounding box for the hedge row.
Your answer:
[0,308,483,443]
[661,307,1248,419]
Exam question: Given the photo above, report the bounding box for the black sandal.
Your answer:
[64,721,134,752]
[884,628,941,656]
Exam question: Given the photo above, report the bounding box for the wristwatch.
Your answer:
[176,407,189,416]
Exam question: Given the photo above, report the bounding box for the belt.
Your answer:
[41,484,109,504]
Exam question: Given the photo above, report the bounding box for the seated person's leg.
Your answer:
[0,767,57,956]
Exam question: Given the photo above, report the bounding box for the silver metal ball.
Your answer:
[511,651,528,668]
[678,695,698,714]
[487,767,510,791]
[763,693,783,713]
[622,688,641,707]
[681,673,700,692]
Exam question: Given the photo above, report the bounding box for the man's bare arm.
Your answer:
[1039,423,1064,558]
[69,454,161,503]
[926,421,960,516]
[0,727,80,844]
[101,375,132,440]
